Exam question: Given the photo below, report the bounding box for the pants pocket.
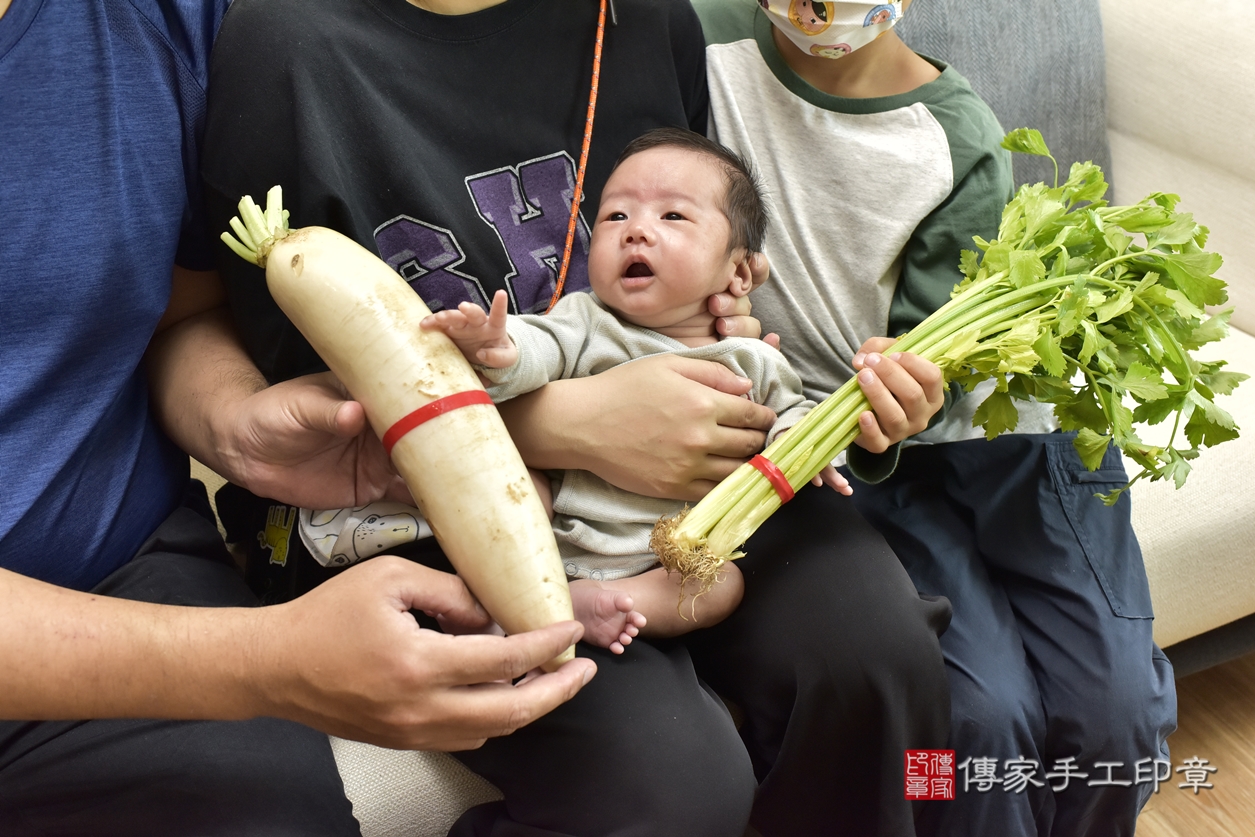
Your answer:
[1045,434,1154,619]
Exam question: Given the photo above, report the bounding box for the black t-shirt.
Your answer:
[203,0,708,384]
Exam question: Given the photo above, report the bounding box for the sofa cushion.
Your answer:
[898,0,1112,191]
[1126,326,1255,648]
[1101,0,1255,335]
[330,738,502,837]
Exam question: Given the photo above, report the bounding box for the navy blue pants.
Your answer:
[849,433,1177,837]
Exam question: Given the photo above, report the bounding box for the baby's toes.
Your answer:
[612,591,635,615]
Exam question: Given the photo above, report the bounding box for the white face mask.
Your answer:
[760,0,905,59]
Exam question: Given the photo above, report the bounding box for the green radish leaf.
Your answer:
[1073,427,1112,471]
[1120,362,1169,401]
[973,389,1020,440]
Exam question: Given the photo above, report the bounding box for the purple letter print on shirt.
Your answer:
[372,216,488,313]
[466,151,591,315]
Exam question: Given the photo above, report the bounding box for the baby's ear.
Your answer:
[727,251,755,298]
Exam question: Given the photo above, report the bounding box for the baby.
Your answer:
[423,127,848,653]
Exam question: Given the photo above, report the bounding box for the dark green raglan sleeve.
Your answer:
[888,67,1013,338]
[690,0,758,45]
[848,67,1012,485]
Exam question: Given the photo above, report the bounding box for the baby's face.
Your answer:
[588,147,740,331]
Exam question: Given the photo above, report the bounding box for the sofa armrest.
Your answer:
[1127,327,1255,648]
[1101,0,1255,334]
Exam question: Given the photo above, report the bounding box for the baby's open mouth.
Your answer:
[624,261,654,278]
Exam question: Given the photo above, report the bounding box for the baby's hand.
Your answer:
[812,464,852,496]
[420,289,517,368]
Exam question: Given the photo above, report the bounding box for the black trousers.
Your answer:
[0,484,360,837]
[223,481,952,837]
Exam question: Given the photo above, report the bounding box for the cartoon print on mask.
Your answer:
[810,43,852,58]
[864,4,896,26]
[788,0,833,35]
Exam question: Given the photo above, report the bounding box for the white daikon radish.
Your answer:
[222,187,574,669]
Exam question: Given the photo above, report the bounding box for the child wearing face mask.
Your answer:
[421,127,850,652]
[693,2,1176,836]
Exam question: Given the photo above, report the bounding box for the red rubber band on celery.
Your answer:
[382,390,494,457]
[749,454,795,503]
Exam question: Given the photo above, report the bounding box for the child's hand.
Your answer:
[812,464,852,496]
[420,289,517,368]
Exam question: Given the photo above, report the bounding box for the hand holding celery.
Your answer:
[653,130,1247,592]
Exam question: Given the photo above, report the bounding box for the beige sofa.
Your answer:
[1102,0,1255,662]
[189,2,1255,833]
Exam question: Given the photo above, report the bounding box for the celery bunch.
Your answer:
[652,129,1246,591]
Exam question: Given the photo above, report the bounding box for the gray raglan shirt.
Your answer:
[694,0,1056,479]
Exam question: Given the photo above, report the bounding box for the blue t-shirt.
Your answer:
[0,0,227,589]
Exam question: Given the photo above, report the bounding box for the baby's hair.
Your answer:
[612,127,767,257]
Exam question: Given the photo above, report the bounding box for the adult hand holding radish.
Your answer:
[147,286,411,511]
[215,370,412,510]
[221,188,576,669]
[0,557,594,752]
[253,557,595,750]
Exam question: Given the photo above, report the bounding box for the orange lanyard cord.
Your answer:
[544,0,607,314]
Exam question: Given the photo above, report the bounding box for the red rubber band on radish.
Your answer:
[749,454,794,503]
[382,390,494,457]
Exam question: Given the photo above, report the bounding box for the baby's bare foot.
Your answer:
[569,581,647,654]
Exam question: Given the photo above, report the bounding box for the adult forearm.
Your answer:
[499,356,773,501]
[0,568,264,721]
[497,380,590,472]
[145,305,268,482]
